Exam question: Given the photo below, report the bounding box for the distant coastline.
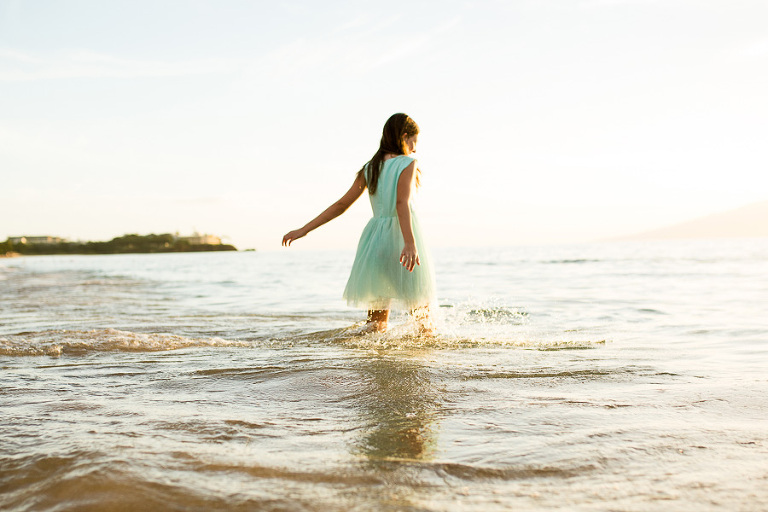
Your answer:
[2,233,237,256]
[608,200,768,242]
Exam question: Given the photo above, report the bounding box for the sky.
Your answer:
[2,0,767,250]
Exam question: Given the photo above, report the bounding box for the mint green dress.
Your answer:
[343,155,436,311]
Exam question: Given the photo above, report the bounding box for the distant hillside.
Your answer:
[614,200,768,241]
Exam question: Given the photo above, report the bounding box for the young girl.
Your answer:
[282,113,436,333]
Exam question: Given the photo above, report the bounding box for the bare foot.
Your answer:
[360,320,387,333]
[365,310,389,333]
[416,321,436,337]
[411,306,435,336]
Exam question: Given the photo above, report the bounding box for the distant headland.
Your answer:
[608,200,768,242]
[1,232,237,257]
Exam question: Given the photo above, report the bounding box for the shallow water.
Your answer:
[1,240,767,511]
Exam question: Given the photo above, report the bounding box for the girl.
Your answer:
[282,113,436,333]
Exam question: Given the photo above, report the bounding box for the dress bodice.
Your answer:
[366,155,416,217]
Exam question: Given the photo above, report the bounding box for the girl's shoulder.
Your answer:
[384,154,417,166]
[386,156,416,176]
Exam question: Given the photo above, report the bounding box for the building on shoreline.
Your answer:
[174,232,223,245]
[8,233,224,246]
[8,236,67,245]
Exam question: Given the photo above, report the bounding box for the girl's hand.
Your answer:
[399,243,420,272]
[282,228,307,247]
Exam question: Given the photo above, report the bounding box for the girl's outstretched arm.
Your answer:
[282,173,367,246]
[396,161,419,272]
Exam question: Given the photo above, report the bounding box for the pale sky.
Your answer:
[2,0,767,250]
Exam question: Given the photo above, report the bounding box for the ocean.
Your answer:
[1,239,767,511]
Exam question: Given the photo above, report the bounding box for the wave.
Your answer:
[464,306,528,324]
[298,324,605,351]
[463,368,615,380]
[543,258,602,264]
[0,328,249,357]
[0,298,607,356]
[0,326,606,356]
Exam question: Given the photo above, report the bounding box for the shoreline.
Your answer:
[0,250,245,258]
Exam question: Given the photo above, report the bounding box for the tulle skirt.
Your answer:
[343,214,435,311]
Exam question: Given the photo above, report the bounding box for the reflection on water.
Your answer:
[353,355,440,463]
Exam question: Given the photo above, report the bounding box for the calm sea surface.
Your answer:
[1,240,767,511]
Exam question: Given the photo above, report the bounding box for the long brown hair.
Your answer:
[358,113,420,194]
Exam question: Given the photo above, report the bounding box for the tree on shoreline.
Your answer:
[3,233,237,255]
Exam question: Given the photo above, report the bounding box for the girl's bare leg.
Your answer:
[366,310,390,332]
[411,306,435,336]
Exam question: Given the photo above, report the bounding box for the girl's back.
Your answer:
[367,156,415,217]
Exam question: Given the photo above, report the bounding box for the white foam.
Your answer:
[0,328,250,357]
[308,321,606,351]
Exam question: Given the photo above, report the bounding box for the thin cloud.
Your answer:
[579,0,661,7]
[335,14,371,33]
[250,14,462,79]
[0,47,237,82]
[173,197,226,205]
[0,47,43,63]
[711,37,768,62]
[733,38,768,58]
